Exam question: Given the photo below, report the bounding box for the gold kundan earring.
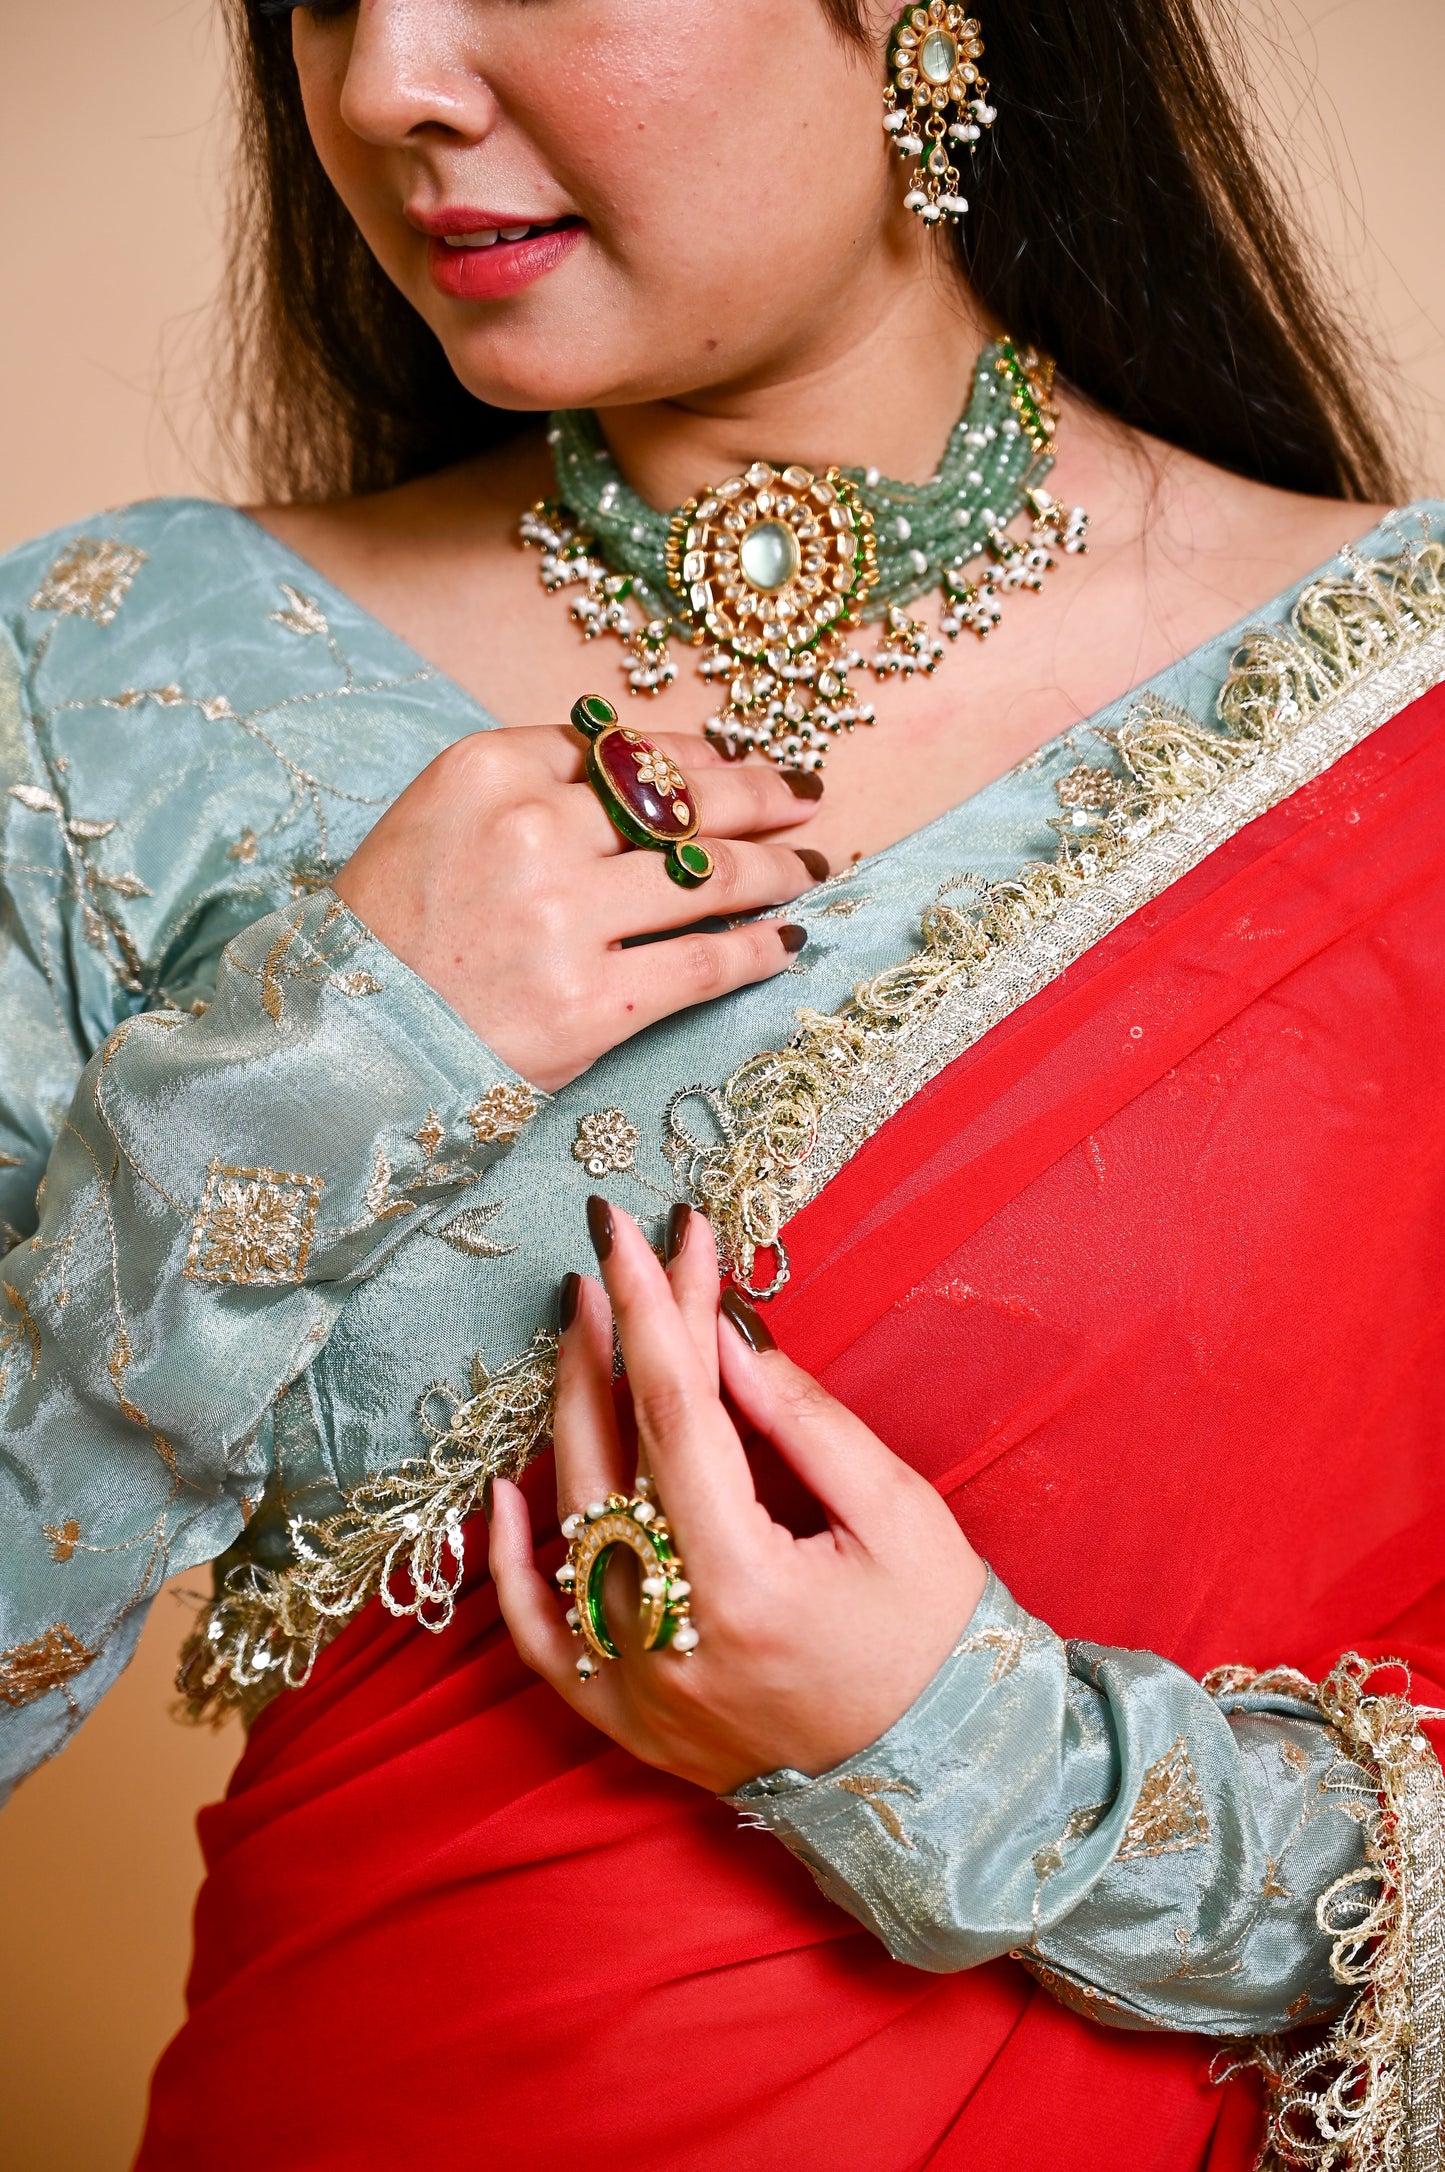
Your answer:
[884,5,996,225]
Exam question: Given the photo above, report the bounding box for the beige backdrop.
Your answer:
[2,5,1443,2168]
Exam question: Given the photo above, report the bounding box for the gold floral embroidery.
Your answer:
[269,584,330,639]
[2,1279,42,1377]
[178,1336,557,1722]
[30,539,147,625]
[467,1083,538,1144]
[573,1107,641,1177]
[954,1621,1036,1684]
[679,534,1445,1295]
[185,1162,324,1286]
[0,1624,95,1707]
[413,1110,446,1162]
[430,1201,518,1259]
[44,1519,81,1563]
[1116,1736,1210,1860]
[836,1773,917,1846]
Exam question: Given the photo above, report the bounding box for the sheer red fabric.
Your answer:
[137,686,1445,2171]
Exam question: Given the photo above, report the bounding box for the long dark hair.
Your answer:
[220,0,1399,504]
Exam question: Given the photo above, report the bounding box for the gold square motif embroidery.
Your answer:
[30,539,148,625]
[0,1623,95,1707]
[186,1162,323,1286]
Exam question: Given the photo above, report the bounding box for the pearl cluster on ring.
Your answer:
[555,1477,698,1679]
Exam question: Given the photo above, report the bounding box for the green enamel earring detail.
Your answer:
[884,5,996,226]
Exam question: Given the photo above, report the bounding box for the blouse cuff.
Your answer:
[726,1574,1375,2035]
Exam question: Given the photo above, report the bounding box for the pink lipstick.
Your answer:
[418,211,584,302]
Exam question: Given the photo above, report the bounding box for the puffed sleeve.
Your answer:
[728,1571,1445,2154]
[0,625,540,1797]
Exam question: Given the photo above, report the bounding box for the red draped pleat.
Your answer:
[137,685,1445,2171]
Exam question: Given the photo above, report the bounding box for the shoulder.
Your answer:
[0,497,251,649]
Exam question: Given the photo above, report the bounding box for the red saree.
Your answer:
[138,680,1445,2171]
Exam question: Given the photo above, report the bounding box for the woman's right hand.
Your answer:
[333,722,827,1092]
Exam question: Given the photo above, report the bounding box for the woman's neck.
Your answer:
[593,256,996,512]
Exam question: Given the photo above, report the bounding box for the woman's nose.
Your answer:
[338,0,497,148]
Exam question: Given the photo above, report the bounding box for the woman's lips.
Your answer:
[426,223,584,302]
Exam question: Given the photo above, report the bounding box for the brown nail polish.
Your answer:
[718,739,747,762]
[779,924,808,954]
[559,1271,582,1332]
[784,771,825,801]
[664,1202,692,1265]
[482,1474,495,1520]
[795,848,830,882]
[586,1194,614,1262]
[721,1286,777,1353]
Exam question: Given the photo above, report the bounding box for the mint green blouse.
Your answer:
[4,495,1437,2037]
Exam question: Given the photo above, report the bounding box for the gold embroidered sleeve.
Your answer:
[0,856,540,1795]
[727,1574,1382,2047]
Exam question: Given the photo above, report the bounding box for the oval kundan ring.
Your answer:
[571,693,715,888]
[554,1478,698,1679]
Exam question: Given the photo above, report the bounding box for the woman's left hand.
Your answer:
[488,1199,987,1795]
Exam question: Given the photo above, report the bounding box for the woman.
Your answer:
[1,0,1441,2165]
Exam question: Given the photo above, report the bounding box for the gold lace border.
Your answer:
[1210,1655,1445,2172]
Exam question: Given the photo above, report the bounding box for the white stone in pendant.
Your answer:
[918,29,958,83]
[740,520,801,594]
[672,1624,700,1653]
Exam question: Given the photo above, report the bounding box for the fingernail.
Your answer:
[795,848,830,881]
[664,1202,692,1265]
[482,1474,495,1520]
[721,1287,777,1353]
[586,1194,614,1263]
[719,739,747,763]
[558,1270,582,1332]
[779,924,808,954]
[784,771,824,800]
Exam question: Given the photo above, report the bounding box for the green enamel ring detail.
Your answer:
[554,1483,698,1680]
[571,693,715,888]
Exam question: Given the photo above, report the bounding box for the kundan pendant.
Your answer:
[663,459,883,770]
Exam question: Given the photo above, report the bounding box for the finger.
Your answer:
[716,1290,908,1534]
[587,1199,760,1561]
[552,1272,628,1522]
[555,739,825,865]
[488,1477,611,1698]
[665,752,825,842]
[600,834,825,935]
[550,720,826,839]
[599,919,807,1043]
[662,1205,721,1394]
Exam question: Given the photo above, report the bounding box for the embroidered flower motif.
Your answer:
[185,1162,324,1286]
[467,1083,538,1144]
[1117,1736,1210,1859]
[0,1624,95,1708]
[30,539,147,625]
[836,1773,917,1846]
[269,584,330,639]
[43,1519,81,1563]
[573,1107,641,1177]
